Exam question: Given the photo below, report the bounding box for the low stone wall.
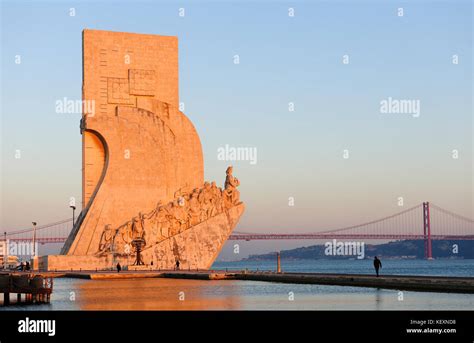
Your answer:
[38,255,116,271]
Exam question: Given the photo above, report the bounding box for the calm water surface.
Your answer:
[2,259,473,310]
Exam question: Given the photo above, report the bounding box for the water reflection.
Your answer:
[2,278,473,311]
[375,289,382,311]
[75,278,241,310]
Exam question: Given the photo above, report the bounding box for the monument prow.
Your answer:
[40,29,244,271]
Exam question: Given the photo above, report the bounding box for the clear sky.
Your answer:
[1,0,472,258]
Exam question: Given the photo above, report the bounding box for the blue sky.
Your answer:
[1,0,472,258]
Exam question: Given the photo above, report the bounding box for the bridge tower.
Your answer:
[423,202,433,259]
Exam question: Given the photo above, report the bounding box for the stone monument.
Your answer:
[38,29,245,271]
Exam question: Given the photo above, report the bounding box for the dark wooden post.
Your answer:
[277,252,281,273]
[4,292,10,305]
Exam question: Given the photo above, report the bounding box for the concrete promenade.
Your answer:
[5,270,472,294]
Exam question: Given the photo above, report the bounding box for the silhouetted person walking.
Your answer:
[373,256,382,277]
[116,262,121,273]
[175,260,180,271]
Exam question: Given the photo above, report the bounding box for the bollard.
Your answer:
[277,252,281,273]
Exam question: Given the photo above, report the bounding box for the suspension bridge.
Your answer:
[2,202,473,259]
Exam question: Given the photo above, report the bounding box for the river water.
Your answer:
[213,258,474,277]
[1,259,473,310]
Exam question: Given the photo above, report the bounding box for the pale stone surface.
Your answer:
[39,203,244,271]
[141,203,245,269]
[40,30,245,271]
[95,171,242,258]
[38,255,111,272]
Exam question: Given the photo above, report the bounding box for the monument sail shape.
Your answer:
[39,29,244,271]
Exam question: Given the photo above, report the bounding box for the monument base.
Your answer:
[39,203,244,272]
[37,255,115,272]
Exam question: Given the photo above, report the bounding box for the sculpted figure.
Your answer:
[177,195,191,229]
[142,204,159,245]
[120,221,134,248]
[224,166,240,208]
[198,182,213,220]
[109,220,132,255]
[97,169,243,257]
[210,181,223,216]
[98,224,114,254]
[168,200,187,236]
[131,213,146,243]
[154,201,170,242]
[177,199,189,232]
[188,188,202,226]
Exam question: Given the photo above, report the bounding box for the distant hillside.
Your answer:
[243,240,474,260]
